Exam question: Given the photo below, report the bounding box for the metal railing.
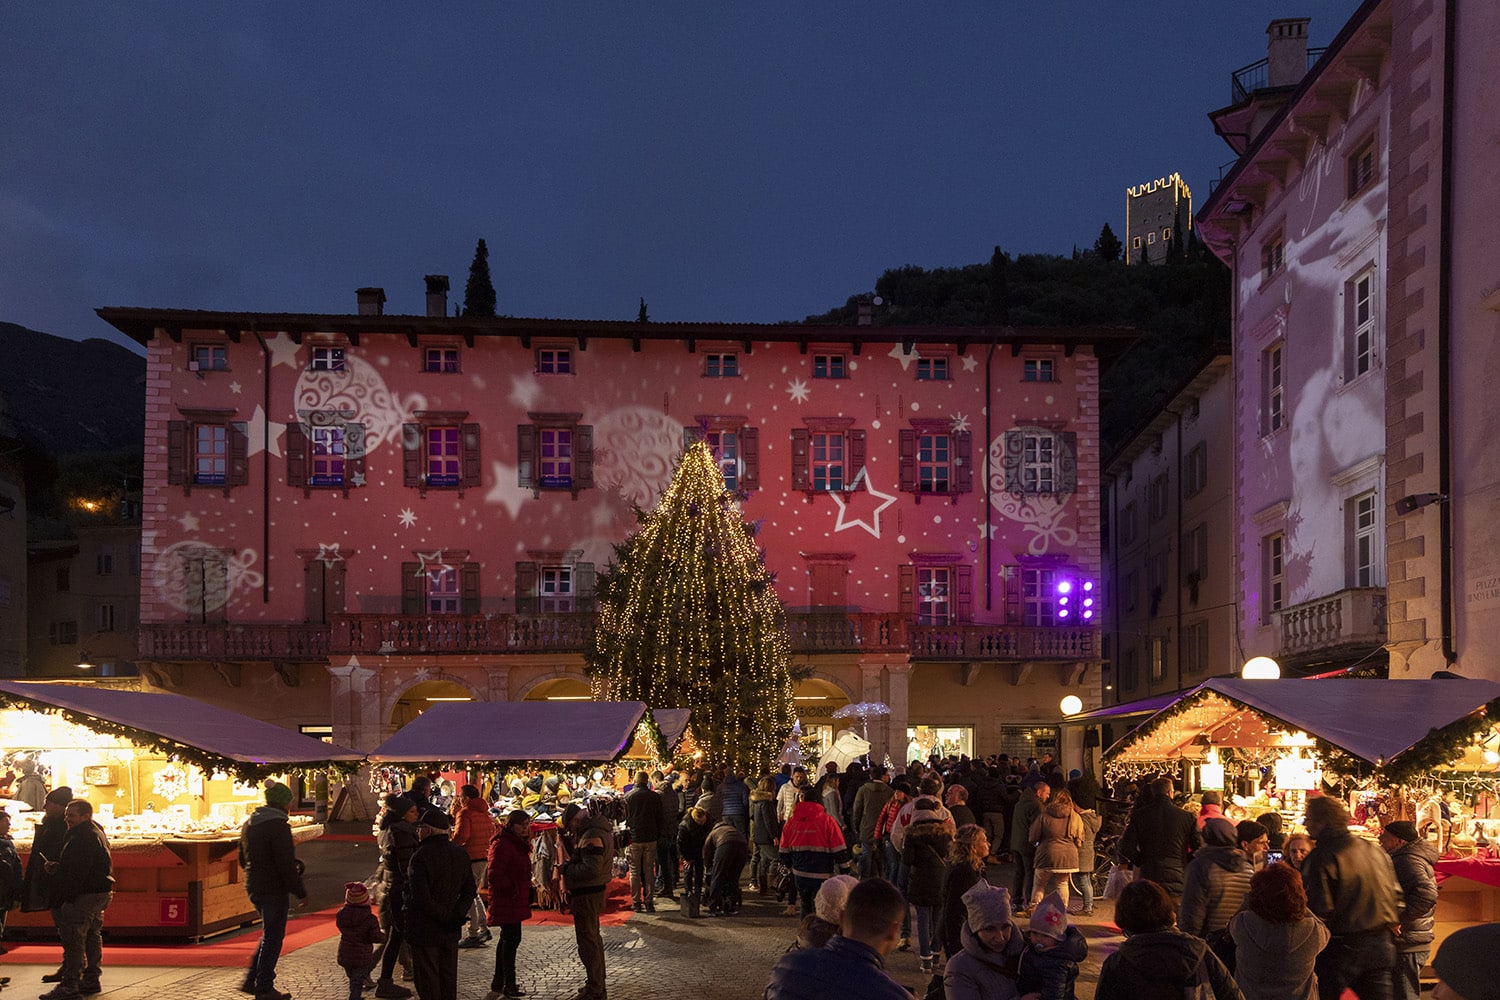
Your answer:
[1231,48,1327,104]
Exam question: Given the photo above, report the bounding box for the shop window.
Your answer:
[167,410,249,495]
[1185,443,1208,497]
[790,420,865,494]
[423,346,460,373]
[403,413,482,495]
[1348,491,1379,588]
[310,346,345,372]
[684,419,760,492]
[1346,269,1377,380]
[1263,532,1285,623]
[514,559,595,614]
[537,347,572,374]
[518,414,594,495]
[50,620,78,645]
[1000,427,1077,497]
[997,724,1057,762]
[401,559,479,616]
[704,353,738,378]
[812,353,846,379]
[898,422,972,499]
[915,357,950,381]
[1023,359,1055,383]
[907,725,974,761]
[287,414,367,494]
[1262,344,1285,434]
[1347,136,1377,199]
[900,558,972,624]
[190,344,227,372]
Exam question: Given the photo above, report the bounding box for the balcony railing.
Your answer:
[138,623,329,660]
[1276,587,1387,658]
[139,612,1100,662]
[1231,48,1328,104]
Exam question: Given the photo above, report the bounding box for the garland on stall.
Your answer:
[1374,698,1500,786]
[0,694,361,783]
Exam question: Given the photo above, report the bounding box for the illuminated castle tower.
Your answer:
[1125,172,1193,264]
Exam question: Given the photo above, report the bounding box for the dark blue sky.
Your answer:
[3,3,1358,353]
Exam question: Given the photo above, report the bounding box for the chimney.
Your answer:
[356,287,386,316]
[1266,18,1311,89]
[424,275,450,318]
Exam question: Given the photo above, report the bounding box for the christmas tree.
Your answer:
[587,441,795,771]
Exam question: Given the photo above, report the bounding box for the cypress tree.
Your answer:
[462,238,497,318]
[1093,223,1123,263]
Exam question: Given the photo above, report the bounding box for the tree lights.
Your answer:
[586,442,796,772]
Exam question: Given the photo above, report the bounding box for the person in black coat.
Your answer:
[23,787,70,913]
[1118,778,1201,898]
[677,808,711,904]
[241,782,308,1000]
[41,799,114,999]
[0,809,23,951]
[403,826,476,1000]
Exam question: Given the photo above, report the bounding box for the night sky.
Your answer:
[3,3,1358,353]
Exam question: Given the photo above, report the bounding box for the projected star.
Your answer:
[317,542,344,568]
[829,467,898,538]
[949,412,970,433]
[888,343,918,371]
[786,378,810,404]
[397,508,418,528]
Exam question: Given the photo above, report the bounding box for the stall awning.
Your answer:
[1063,691,1182,724]
[369,700,651,764]
[1105,677,1500,770]
[654,708,692,751]
[0,681,364,769]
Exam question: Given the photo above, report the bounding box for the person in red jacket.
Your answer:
[452,785,496,950]
[778,785,851,917]
[485,810,532,999]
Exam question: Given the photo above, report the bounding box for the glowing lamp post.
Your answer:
[1241,656,1281,680]
[1059,695,1083,716]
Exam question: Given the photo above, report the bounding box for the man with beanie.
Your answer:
[26,787,71,986]
[944,882,1025,1000]
[1430,922,1500,1000]
[1380,820,1439,1000]
[1303,795,1401,1000]
[403,824,475,1000]
[562,803,615,1000]
[241,782,308,1000]
[765,877,911,1000]
[40,799,114,1000]
[622,770,661,913]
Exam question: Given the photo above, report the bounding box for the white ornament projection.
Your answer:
[293,355,428,456]
[151,541,263,614]
[591,406,683,508]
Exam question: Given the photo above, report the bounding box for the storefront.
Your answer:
[0,681,361,939]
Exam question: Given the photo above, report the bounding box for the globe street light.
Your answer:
[1059,695,1083,716]
[1241,656,1281,680]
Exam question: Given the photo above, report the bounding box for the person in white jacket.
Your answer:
[777,767,810,823]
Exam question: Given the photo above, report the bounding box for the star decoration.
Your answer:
[229,380,243,394]
[961,355,979,373]
[888,343,918,371]
[317,543,344,568]
[398,508,418,528]
[414,549,451,577]
[786,378,810,404]
[484,462,530,519]
[977,523,999,541]
[263,332,302,369]
[829,467,898,538]
[349,472,365,486]
[246,405,282,458]
[949,412,970,433]
[177,512,200,532]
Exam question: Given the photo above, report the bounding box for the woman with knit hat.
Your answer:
[943,882,1023,1000]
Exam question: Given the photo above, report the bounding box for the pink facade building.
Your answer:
[1197,0,1500,683]
[101,294,1114,778]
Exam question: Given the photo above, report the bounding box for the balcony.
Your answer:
[1230,48,1327,104]
[138,623,329,660]
[1276,587,1387,660]
[139,612,1101,663]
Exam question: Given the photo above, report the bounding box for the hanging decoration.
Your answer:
[151,762,190,800]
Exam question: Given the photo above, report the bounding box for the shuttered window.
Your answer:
[684,420,759,492]
[898,560,974,623]
[898,424,972,499]
[999,428,1078,497]
[286,415,367,494]
[401,412,482,495]
[518,414,594,495]
[790,423,865,494]
[167,411,248,495]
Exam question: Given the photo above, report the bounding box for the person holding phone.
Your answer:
[24,787,72,986]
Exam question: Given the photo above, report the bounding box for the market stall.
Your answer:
[0,681,362,939]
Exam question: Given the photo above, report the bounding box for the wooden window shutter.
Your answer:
[809,562,847,608]
[461,423,482,488]
[790,428,811,491]
[956,564,974,622]
[345,422,367,484]
[898,565,915,618]
[1059,431,1079,494]
[227,422,250,486]
[897,429,917,492]
[573,425,594,489]
[303,558,324,623]
[1002,429,1025,494]
[401,562,422,615]
[167,421,188,485]
[848,429,867,483]
[1003,566,1023,624]
[514,561,539,614]
[954,430,973,493]
[460,561,481,615]
[517,424,536,488]
[285,422,307,488]
[328,560,347,617]
[739,426,759,490]
[575,561,596,612]
[402,423,423,487]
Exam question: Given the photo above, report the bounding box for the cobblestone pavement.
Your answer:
[3,864,1123,1000]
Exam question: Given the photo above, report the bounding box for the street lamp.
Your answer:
[75,650,96,671]
[1059,695,1083,716]
[1241,656,1281,679]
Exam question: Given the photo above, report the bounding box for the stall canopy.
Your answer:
[370,700,658,764]
[0,681,364,773]
[653,708,692,752]
[1065,691,1181,725]
[1105,677,1500,772]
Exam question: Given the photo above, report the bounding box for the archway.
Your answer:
[793,676,850,763]
[390,678,474,730]
[523,676,592,701]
